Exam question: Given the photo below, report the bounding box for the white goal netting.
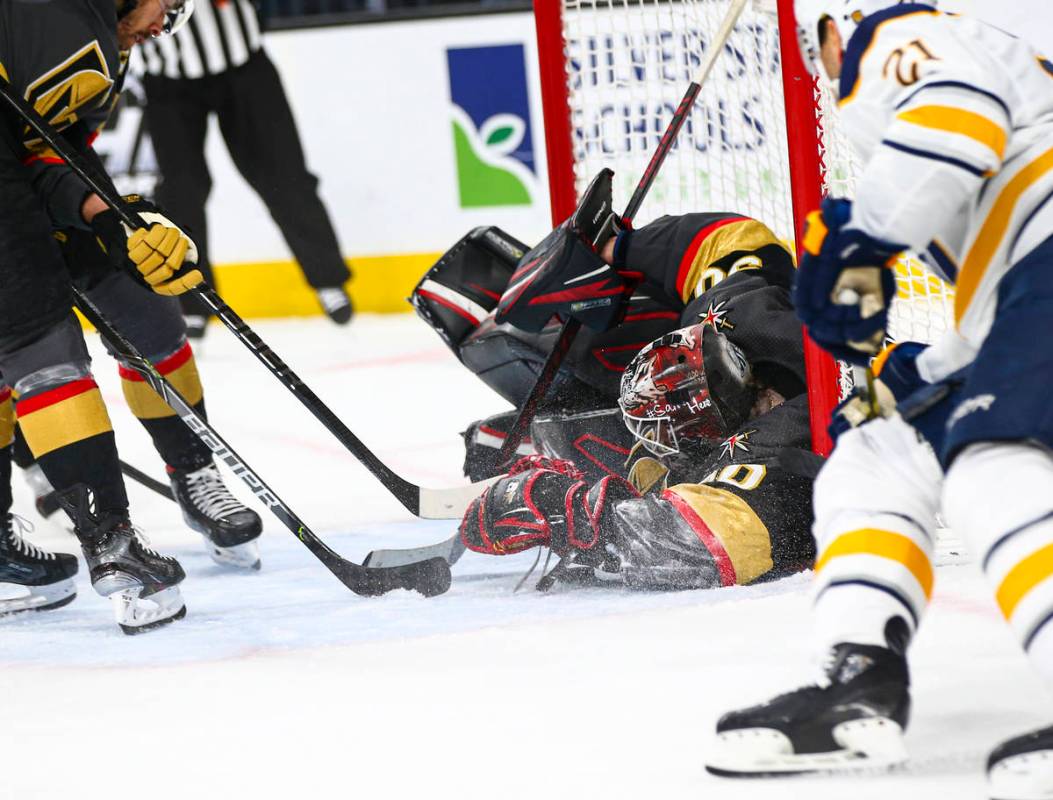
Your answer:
[554,0,954,348]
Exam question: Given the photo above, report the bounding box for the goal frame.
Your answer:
[532,0,841,455]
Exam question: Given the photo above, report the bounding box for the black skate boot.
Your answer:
[58,487,186,635]
[0,513,78,614]
[316,287,353,325]
[706,643,911,776]
[169,463,262,570]
[988,724,1053,800]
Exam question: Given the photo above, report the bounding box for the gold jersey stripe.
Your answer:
[668,483,773,584]
[679,219,788,304]
[956,145,1053,323]
[815,528,934,599]
[18,387,112,457]
[121,357,204,419]
[996,541,1053,620]
[896,105,1007,160]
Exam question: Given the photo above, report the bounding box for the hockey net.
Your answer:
[534,0,955,452]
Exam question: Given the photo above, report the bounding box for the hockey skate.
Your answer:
[988,725,1053,800]
[706,643,911,776]
[58,487,186,635]
[170,463,262,570]
[0,513,77,615]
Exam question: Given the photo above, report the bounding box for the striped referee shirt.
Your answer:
[139,0,262,80]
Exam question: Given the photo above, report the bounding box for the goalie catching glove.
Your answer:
[793,198,905,364]
[459,455,638,565]
[91,195,203,296]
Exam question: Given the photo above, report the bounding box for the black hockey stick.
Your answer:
[0,78,494,521]
[74,287,450,597]
[119,460,174,501]
[494,0,752,468]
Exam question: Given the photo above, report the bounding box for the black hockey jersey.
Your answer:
[565,211,800,398]
[608,394,817,590]
[0,0,125,228]
[529,216,816,590]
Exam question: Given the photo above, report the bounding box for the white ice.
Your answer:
[2,315,1047,800]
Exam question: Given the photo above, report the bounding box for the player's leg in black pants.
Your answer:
[142,73,216,330]
[216,51,352,322]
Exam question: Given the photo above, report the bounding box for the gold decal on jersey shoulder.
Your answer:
[24,41,113,134]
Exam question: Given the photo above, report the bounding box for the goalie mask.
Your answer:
[619,324,755,457]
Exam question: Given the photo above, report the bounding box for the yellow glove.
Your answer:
[91,196,203,296]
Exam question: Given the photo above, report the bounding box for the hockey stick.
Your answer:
[0,78,494,521]
[494,0,753,468]
[119,460,174,501]
[74,287,450,597]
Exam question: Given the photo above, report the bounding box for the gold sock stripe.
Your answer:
[815,528,934,599]
[120,344,203,419]
[16,380,113,457]
[0,387,12,448]
[996,542,1053,620]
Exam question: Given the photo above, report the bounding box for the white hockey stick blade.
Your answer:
[364,534,465,569]
[417,475,500,519]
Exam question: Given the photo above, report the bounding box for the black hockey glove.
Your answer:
[90,195,203,296]
[459,455,638,559]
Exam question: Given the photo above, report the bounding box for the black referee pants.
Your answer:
[143,50,351,317]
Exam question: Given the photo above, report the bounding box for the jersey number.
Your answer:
[703,463,767,491]
[883,40,938,87]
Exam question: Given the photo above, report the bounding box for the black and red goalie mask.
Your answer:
[618,323,755,457]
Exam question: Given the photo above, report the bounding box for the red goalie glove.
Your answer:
[459,458,639,558]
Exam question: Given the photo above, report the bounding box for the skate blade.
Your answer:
[112,585,187,635]
[990,753,1053,800]
[706,719,908,778]
[204,538,261,571]
[0,578,76,616]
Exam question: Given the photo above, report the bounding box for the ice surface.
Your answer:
[2,316,1047,800]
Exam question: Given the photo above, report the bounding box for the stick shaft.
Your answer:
[119,461,174,501]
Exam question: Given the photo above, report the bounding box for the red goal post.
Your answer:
[533,0,843,456]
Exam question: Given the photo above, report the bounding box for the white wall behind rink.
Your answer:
[190,3,1050,268]
[200,12,554,266]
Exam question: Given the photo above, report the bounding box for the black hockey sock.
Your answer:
[138,399,212,472]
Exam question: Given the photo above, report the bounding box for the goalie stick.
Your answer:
[377,0,758,569]
[74,287,450,597]
[0,77,493,521]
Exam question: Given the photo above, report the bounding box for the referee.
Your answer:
[139,0,353,335]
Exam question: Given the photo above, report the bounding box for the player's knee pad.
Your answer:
[810,419,939,656]
[814,415,942,534]
[811,510,934,655]
[945,443,1053,678]
[0,316,113,460]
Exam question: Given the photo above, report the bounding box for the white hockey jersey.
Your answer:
[836,5,1053,379]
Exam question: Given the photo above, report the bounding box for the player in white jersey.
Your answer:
[704,2,1053,797]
